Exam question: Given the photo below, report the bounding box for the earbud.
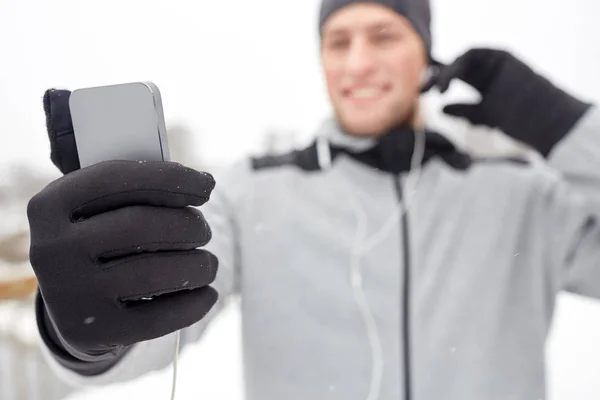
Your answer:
[421,67,431,84]
[421,65,440,84]
[420,65,441,93]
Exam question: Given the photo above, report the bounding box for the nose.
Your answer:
[345,38,376,77]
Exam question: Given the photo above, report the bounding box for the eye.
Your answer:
[326,37,349,50]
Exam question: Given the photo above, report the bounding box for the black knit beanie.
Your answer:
[319,0,432,57]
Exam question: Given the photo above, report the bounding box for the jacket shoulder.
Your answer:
[210,143,319,207]
[465,152,563,195]
[469,153,533,167]
[250,142,320,172]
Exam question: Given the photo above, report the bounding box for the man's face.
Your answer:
[320,3,428,137]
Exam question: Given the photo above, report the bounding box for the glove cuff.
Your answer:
[525,85,592,157]
[35,290,132,376]
[490,61,592,156]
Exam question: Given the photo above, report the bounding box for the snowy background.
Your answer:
[1,0,600,399]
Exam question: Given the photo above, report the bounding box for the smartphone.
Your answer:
[69,82,170,167]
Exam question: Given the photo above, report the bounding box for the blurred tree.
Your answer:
[0,164,53,298]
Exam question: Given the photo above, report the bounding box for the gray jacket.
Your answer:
[43,107,600,400]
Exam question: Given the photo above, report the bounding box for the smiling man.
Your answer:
[27,1,600,400]
[320,1,430,135]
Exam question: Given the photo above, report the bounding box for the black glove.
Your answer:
[423,48,592,156]
[42,89,81,174]
[28,89,219,371]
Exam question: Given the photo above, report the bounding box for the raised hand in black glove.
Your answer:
[423,48,592,156]
[29,89,218,373]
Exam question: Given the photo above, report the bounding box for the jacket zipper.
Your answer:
[394,174,412,400]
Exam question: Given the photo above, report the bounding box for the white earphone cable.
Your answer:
[319,127,426,400]
[347,194,384,400]
[170,330,181,400]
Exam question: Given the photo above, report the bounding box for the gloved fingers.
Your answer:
[64,285,219,347]
[119,286,219,345]
[69,161,215,220]
[443,103,488,126]
[447,48,509,94]
[102,248,218,303]
[42,89,80,174]
[28,160,216,222]
[76,206,212,261]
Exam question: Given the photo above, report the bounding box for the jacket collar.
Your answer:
[315,117,472,173]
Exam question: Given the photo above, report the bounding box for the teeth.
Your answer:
[351,88,379,99]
